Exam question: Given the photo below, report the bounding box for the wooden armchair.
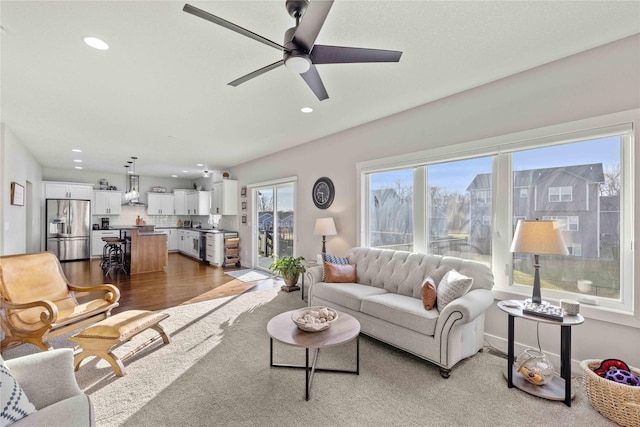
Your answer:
[0,251,120,352]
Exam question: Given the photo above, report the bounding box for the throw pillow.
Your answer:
[0,357,37,425]
[321,253,349,281]
[420,277,437,310]
[324,261,357,283]
[436,269,474,312]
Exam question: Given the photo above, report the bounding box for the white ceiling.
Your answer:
[2,1,639,179]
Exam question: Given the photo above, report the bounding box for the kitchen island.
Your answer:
[121,228,168,274]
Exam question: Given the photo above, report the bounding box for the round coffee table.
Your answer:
[267,309,360,400]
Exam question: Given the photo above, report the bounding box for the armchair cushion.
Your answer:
[0,355,36,426]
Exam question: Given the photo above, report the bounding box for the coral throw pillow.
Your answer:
[324,262,356,283]
[421,277,437,310]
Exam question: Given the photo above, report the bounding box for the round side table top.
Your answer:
[267,309,360,349]
[497,300,584,326]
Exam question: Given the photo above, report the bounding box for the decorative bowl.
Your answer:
[291,306,338,332]
[516,348,554,385]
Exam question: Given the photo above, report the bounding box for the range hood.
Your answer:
[123,173,147,207]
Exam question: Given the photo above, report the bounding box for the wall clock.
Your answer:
[312,177,334,209]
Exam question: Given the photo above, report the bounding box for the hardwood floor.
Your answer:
[62,253,282,313]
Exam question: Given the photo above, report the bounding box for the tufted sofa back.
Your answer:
[345,247,494,299]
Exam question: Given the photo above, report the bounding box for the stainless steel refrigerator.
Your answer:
[46,199,91,261]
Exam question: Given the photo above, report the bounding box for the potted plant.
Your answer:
[268,255,306,287]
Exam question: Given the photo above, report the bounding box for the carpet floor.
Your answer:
[2,289,615,426]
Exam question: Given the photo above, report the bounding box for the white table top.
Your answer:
[267,310,360,349]
[497,300,584,326]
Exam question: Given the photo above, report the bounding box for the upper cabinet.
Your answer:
[44,182,93,200]
[173,189,188,215]
[93,190,122,215]
[147,193,175,215]
[211,180,238,215]
[186,191,210,216]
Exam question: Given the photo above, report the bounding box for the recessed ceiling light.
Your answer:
[171,174,178,178]
[83,36,109,50]
[72,148,82,152]
[301,107,313,113]
[182,170,189,173]
[74,166,83,170]
[196,163,204,167]
[74,159,83,163]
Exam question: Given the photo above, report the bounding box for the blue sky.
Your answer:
[370,136,620,194]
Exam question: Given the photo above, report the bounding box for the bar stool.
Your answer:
[102,237,127,276]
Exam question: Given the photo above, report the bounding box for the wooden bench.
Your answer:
[71,310,170,377]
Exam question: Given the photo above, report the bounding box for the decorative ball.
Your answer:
[604,368,640,386]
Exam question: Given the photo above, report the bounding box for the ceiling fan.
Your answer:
[183,0,402,101]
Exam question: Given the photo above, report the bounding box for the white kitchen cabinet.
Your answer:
[206,232,224,266]
[178,229,201,259]
[157,228,178,251]
[91,229,121,257]
[93,190,122,215]
[147,193,175,215]
[186,191,210,216]
[173,190,190,215]
[45,182,93,200]
[211,180,238,215]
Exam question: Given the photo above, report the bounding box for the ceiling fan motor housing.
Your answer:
[285,0,309,19]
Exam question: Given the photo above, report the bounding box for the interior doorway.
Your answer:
[254,182,296,270]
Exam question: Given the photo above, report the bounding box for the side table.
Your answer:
[497,300,584,407]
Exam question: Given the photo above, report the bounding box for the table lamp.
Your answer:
[314,217,337,253]
[510,219,568,304]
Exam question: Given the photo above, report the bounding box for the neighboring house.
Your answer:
[467,163,613,259]
[258,212,273,231]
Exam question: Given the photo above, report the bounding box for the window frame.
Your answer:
[357,110,636,326]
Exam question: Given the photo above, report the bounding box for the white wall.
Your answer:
[0,125,43,255]
[231,34,640,369]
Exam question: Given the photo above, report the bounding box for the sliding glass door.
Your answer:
[255,182,295,270]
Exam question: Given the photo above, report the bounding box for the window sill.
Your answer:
[491,288,640,328]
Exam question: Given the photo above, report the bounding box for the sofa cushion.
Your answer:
[321,253,350,281]
[437,269,474,312]
[10,395,92,427]
[311,282,388,311]
[324,262,357,283]
[420,277,437,310]
[361,293,438,336]
[0,357,37,426]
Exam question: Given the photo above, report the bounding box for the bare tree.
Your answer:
[601,164,621,196]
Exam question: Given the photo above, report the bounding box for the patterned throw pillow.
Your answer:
[436,269,474,312]
[420,277,437,310]
[321,253,349,282]
[0,357,37,426]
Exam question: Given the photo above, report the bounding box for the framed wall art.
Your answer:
[10,182,24,206]
[242,215,247,224]
[242,201,247,210]
[240,186,247,197]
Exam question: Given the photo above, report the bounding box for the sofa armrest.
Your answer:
[4,348,83,410]
[435,288,494,330]
[304,265,324,300]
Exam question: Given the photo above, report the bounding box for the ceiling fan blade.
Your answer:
[183,4,288,52]
[311,45,402,64]
[228,60,285,87]
[300,65,329,101]
[291,0,334,52]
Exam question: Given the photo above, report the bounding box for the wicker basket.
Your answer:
[581,359,640,427]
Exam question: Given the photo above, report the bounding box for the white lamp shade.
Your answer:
[314,217,337,236]
[510,220,569,255]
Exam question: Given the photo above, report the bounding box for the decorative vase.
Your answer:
[515,348,554,385]
[283,273,299,287]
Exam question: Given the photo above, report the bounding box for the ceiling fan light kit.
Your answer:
[183,0,402,101]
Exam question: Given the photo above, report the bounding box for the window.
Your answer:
[542,215,579,231]
[359,116,633,314]
[549,186,572,202]
[366,168,414,251]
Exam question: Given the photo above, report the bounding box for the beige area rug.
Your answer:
[2,289,615,427]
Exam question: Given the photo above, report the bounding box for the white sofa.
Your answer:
[1,349,94,426]
[306,247,494,377]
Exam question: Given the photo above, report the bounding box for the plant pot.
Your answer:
[283,273,299,287]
